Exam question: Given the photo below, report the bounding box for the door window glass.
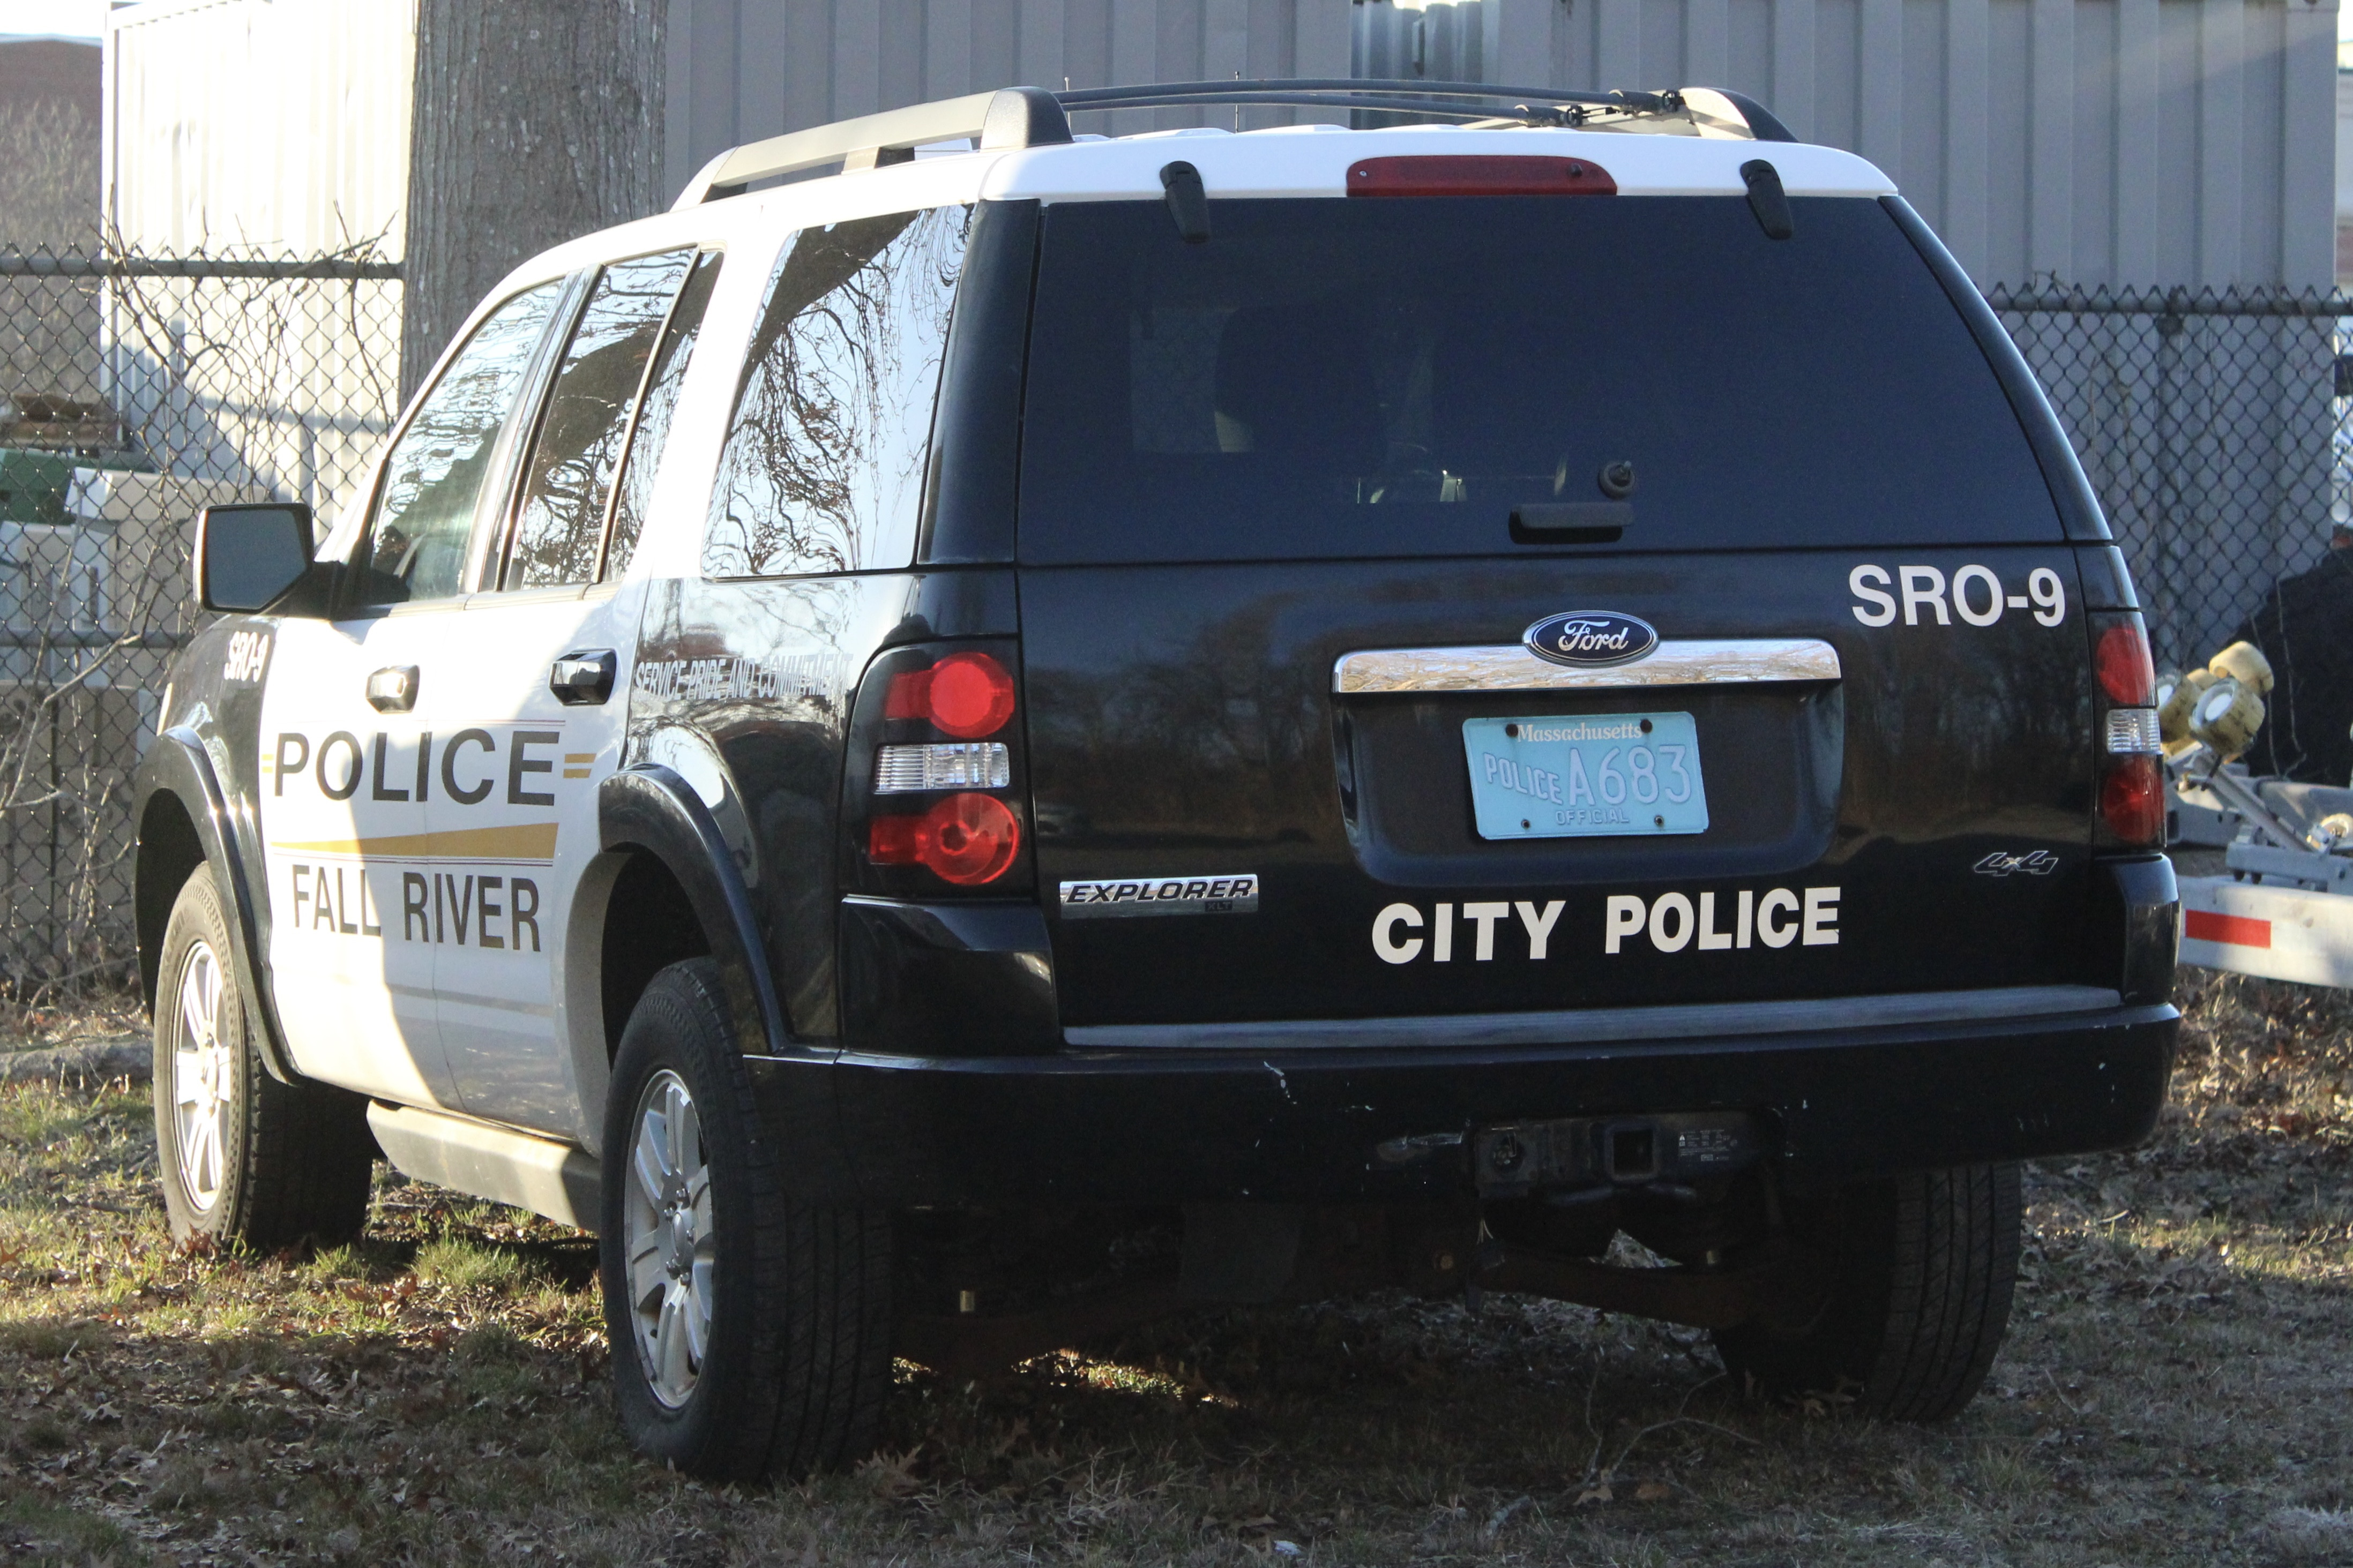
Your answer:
[604,249,723,580]
[701,206,966,578]
[355,282,562,604]
[504,249,697,590]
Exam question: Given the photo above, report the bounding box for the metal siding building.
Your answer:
[1353,0,2337,289]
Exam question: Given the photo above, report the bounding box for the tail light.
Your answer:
[2090,611,2162,846]
[2094,620,2155,707]
[2100,755,2165,843]
[885,650,1017,738]
[849,640,1032,895]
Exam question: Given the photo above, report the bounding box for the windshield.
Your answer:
[1017,195,2060,564]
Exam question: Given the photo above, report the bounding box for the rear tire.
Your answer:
[1715,1162,2021,1421]
[600,958,893,1481]
[151,866,374,1250]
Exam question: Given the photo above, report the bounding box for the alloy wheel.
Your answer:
[623,1069,715,1407]
[170,939,231,1211]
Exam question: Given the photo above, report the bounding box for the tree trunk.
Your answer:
[399,0,665,400]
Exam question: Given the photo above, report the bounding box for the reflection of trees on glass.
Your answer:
[361,283,561,604]
[607,251,724,579]
[702,207,968,578]
[506,250,694,590]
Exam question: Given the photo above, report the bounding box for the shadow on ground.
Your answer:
[0,967,2344,1565]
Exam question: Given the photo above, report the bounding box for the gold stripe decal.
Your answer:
[271,823,559,861]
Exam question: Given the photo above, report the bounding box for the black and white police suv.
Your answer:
[136,79,2180,1479]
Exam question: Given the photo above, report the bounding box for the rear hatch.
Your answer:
[1015,187,2096,1029]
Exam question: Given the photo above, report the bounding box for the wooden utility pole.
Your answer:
[399,0,665,400]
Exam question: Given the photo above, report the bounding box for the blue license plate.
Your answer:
[1461,713,1710,839]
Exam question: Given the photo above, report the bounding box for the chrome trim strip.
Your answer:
[1064,985,2122,1052]
[1332,637,1841,694]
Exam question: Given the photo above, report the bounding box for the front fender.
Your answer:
[134,727,301,1084]
[598,763,794,1057]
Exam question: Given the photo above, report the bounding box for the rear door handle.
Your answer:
[550,649,617,706]
[366,665,419,712]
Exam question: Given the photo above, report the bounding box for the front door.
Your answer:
[258,610,452,1105]
[259,277,570,1105]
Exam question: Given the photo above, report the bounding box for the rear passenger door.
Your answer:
[421,247,722,1138]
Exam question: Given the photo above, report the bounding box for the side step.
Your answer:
[367,1102,600,1231]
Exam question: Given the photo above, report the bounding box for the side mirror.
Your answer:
[195,504,316,613]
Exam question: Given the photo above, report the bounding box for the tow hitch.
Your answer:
[1469,1111,1762,1199]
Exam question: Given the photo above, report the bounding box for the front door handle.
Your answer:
[366,665,419,713]
[550,649,617,706]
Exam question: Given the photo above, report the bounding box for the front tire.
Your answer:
[600,958,893,1481]
[151,867,373,1250]
[1715,1162,2022,1421]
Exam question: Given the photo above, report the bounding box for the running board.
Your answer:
[367,1103,600,1231]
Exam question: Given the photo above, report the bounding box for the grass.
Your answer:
[0,969,2344,1564]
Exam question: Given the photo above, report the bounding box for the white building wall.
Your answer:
[100,0,415,526]
[103,0,417,257]
[1357,0,2339,289]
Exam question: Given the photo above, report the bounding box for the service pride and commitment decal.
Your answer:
[1060,875,1259,919]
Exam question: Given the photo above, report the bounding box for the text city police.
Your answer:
[1371,887,1841,962]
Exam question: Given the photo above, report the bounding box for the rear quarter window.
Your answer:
[701,206,968,579]
[1017,196,2061,565]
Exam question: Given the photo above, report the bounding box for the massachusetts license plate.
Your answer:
[1461,713,1710,840]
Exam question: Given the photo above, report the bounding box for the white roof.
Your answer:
[979,124,1893,202]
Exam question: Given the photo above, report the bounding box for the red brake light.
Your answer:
[884,650,1016,738]
[1346,156,1617,199]
[2095,620,2155,707]
[868,792,1022,885]
[2100,754,2164,844]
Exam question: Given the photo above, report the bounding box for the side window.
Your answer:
[701,206,967,579]
[604,249,723,579]
[502,249,696,590]
[356,282,562,605]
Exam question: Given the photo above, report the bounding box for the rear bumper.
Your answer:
[756,999,2178,1206]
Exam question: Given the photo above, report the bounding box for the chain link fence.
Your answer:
[1990,286,2351,676]
[0,242,400,994]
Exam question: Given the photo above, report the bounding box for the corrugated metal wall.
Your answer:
[1354,0,2337,289]
[103,0,418,257]
[663,0,1353,199]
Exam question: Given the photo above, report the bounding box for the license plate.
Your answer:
[1461,712,1710,840]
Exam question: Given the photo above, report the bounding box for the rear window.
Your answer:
[1017,196,2060,564]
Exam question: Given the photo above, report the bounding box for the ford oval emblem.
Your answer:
[1523,611,1660,668]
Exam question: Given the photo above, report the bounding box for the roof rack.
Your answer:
[673,79,1792,207]
[1060,79,1792,140]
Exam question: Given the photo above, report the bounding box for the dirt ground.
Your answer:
[0,970,2344,1566]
